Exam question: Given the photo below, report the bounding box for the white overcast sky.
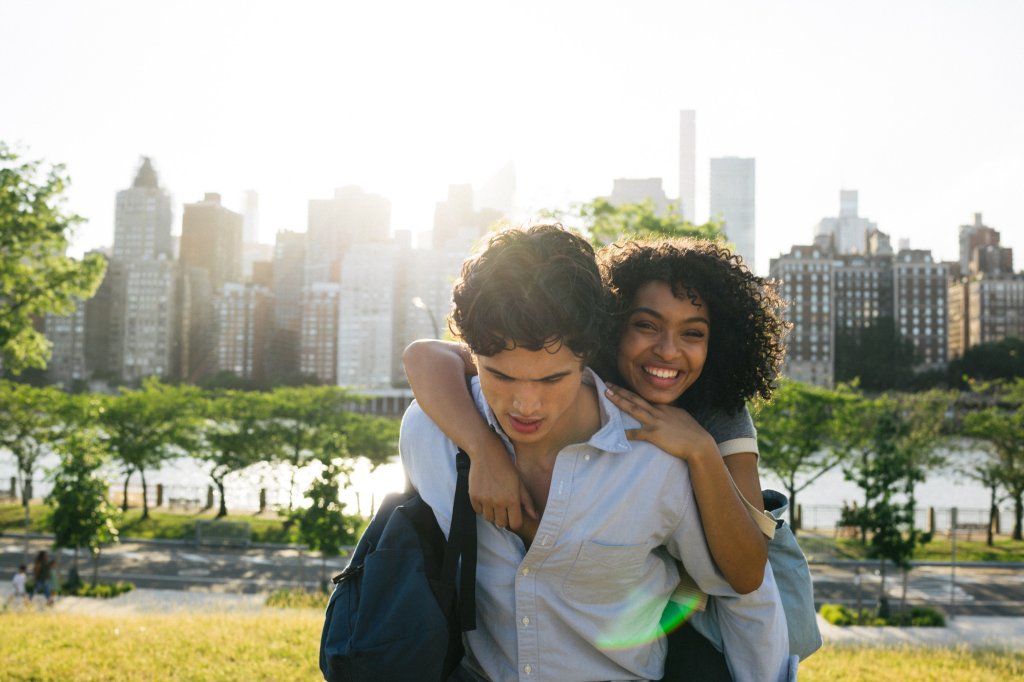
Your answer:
[3,0,1022,274]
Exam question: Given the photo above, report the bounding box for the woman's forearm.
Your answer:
[687,446,768,594]
[402,340,492,453]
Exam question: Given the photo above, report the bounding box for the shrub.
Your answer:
[60,581,135,599]
[819,602,946,627]
[820,603,855,625]
[265,587,330,610]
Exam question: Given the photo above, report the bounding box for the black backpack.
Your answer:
[319,449,477,682]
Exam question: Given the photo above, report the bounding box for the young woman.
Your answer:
[403,237,789,679]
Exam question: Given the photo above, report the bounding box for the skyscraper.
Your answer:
[112,157,173,262]
[432,184,502,250]
[814,190,877,255]
[948,214,1022,359]
[608,178,669,215]
[179,193,243,381]
[709,157,756,271]
[770,244,835,387]
[306,186,391,285]
[242,190,260,243]
[109,158,177,383]
[678,110,696,223]
[269,230,306,380]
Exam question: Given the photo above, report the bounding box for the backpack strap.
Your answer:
[728,474,780,539]
[441,447,477,631]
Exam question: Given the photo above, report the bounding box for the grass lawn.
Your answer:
[1,502,303,545]
[0,611,1021,681]
[797,530,1024,563]
[0,612,321,681]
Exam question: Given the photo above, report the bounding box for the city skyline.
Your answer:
[3,1,1022,275]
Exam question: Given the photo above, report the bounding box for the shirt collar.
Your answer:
[471,367,635,455]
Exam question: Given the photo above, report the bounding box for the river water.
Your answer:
[0,448,1002,527]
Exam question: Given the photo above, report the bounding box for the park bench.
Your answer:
[952,522,989,542]
[195,520,252,548]
[168,496,202,511]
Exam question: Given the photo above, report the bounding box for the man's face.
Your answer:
[475,342,587,451]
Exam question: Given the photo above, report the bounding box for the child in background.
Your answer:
[7,565,28,608]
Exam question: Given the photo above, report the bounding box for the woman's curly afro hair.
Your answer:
[597,238,789,414]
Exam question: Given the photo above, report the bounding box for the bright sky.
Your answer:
[3,0,1022,275]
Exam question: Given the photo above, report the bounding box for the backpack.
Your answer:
[319,449,476,682]
[690,488,822,662]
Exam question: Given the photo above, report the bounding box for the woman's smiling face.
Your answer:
[615,280,710,405]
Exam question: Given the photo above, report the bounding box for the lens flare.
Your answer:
[595,593,701,651]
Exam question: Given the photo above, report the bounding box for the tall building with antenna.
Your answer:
[678,110,696,223]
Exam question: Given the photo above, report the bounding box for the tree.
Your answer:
[46,429,120,587]
[0,382,67,528]
[0,143,106,374]
[545,197,723,248]
[266,386,356,510]
[839,391,950,613]
[100,378,201,518]
[292,459,359,589]
[834,317,918,391]
[196,390,276,518]
[947,337,1024,388]
[961,379,1024,539]
[956,443,1009,547]
[752,380,850,531]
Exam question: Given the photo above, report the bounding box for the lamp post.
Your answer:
[411,297,441,339]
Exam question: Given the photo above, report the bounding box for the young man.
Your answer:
[399,225,789,681]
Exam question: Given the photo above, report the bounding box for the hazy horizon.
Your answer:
[3,0,1022,274]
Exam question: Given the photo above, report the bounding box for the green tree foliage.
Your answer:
[196,390,278,518]
[266,386,396,510]
[961,379,1024,540]
[947,337,1024,387]
[839,391,950,612]
[0,381,67,527]
[99,378,201,518]
[546,197,722,248]
[834,317,918,391]
[753,380,851,531]
[293,460,359,589]
[0,143,106,374]
[46,429,120,587]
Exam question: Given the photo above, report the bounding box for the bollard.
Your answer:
[206,486,214,510]
[993,510,1001,536]
[259,488,267,513]
[795,504,803,531]
[156,484,164,507]
[9,477,15,498]
[928,507,935,535]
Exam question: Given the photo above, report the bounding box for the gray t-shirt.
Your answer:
[691,403,759,458]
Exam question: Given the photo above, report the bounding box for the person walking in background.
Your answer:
[30,550,55,606]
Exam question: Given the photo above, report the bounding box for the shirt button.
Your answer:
[541,536,550,546]
[521,567,529,576]
[584,453,591,461]
[524,664,533,675]
[521,616,530,626]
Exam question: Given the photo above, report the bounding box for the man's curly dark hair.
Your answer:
[449,224,608,363]
[597,238,788,414]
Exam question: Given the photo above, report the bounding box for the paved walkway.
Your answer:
[6,587,1024,651]
[818,615,1023,649]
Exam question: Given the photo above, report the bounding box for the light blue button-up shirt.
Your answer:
[400,369,789,682]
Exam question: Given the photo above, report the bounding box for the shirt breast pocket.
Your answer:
[562,540,649,605]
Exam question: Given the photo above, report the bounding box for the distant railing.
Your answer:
[786,503,1014,537]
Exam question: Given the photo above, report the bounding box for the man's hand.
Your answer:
[468,436,538,530]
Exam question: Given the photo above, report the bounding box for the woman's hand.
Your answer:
[469,435,538,530]
[604,383,716,461]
